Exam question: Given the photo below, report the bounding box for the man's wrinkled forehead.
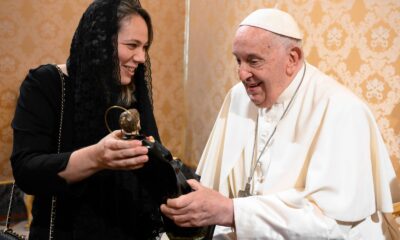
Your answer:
[232,26,276,57]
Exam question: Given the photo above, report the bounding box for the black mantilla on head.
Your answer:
[66,0,156,147]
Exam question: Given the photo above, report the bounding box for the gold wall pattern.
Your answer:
[143,0,186,164]
[184,0,400,177]
[0,0,399,180]
[0,0,92,180]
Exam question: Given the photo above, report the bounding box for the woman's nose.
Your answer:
[134,48,146,63]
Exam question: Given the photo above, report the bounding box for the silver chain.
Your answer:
[50,65,66,240]
[239,64,306,197]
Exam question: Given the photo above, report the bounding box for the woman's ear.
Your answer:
[286,46,302,76]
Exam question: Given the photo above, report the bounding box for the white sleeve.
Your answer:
[233,192,347,239]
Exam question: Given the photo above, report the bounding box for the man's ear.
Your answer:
[286,46,302,76]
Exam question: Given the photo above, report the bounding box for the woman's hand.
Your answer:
[93,130,149,170]
[59,130,149,183]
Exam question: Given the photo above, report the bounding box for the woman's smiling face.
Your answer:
[117,14,149,85]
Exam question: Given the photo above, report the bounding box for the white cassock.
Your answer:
[196,62,400,239]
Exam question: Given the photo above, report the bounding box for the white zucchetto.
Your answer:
[240,8,302,40]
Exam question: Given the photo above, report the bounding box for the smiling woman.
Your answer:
[9,0,166,239]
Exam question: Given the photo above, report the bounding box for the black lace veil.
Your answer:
[66,0,159,148]
[65,0,163,238]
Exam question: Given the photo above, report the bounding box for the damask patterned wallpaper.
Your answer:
[0,0,91,180]
[0,0,399,180]
[184,0,400,177]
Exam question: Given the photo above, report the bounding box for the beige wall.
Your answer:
[0,0,399,180]
[142,0,186,162]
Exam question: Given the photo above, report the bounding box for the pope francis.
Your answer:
[160,8,400,240]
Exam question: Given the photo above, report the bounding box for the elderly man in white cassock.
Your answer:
[161,8,400,239]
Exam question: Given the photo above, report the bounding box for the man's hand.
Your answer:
[160,179,234,227]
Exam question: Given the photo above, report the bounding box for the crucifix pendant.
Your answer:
[238,183,252,197]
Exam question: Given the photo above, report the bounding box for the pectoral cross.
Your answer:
[238,182,252,197]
